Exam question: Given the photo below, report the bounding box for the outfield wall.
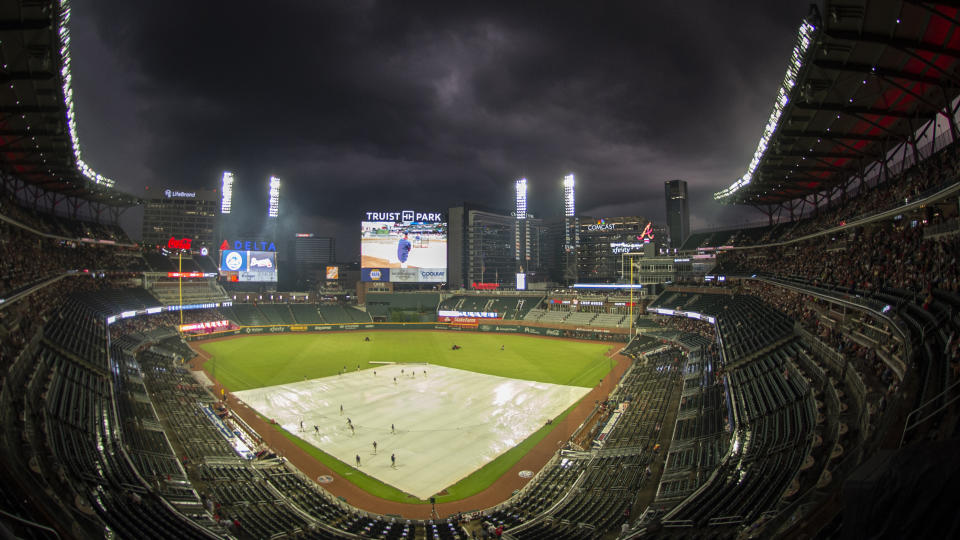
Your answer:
[184,321,629,342]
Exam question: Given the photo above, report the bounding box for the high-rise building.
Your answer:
[141,187,218,249]
[448,204,515,289]
[290,233,335,288]
[664,179,690,249]
[576,216,658,282]
[448,203,546,290]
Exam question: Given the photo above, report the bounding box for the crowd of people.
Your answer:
[730,142,960,247]
[654,314,715,341]
[739,281,902,394]
[781,144,959,241]
[0,273,141,383]
[0,190,164,384]
[719,221,960,297]
[0,221,147,299]
[107,307,231,340]
[0,190,130,243]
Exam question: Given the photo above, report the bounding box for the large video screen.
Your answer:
[361,211,447,282]
[219,249,278,282]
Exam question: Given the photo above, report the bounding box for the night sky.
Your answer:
[69,0,810,260]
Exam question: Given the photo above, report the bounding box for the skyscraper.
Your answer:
[664,179,690,249]
[291,233,335,288]
[141,187,218,249]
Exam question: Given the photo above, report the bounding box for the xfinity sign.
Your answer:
[364,210,443,222]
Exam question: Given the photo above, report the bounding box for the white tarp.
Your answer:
[234,363,589,499]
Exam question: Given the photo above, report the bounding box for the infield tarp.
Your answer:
[233,363,589,500]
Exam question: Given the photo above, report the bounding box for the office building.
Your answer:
[141,187,218,249]
[664,179,690,249]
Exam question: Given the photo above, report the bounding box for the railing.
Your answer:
[923,217,960,239]
[727,180,960,251]
[0,508,61,539]
[0,273,68,311]
[0,209,137,247]
[900,378,960,447]
[503,465,591,536]
[758,277,909,380]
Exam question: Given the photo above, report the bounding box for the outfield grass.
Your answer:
[200,331,613,392]
[199,331,614,503]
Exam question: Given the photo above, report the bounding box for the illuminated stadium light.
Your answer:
[57,1,115,188]
[221,171,234,214]
[515,177,528,219]
[267,176,281,218]
[564,174,575,216]
[714,18,817,200]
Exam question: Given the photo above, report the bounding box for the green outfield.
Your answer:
[198,330,615,503]
[200,331,614,392]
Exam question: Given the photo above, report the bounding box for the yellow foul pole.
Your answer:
[179,251,183,325]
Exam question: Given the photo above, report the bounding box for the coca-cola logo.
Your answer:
[167,236,192,250]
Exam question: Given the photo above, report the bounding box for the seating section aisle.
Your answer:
[487,344,683,539]
[314,304,373,324]
[662,340,816,528]
[257,304,295,325]
[650,292,793,363]
[290,304,324,324]
[8,294,223,539]
[657,347,728,502]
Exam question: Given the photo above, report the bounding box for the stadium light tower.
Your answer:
[514,177,530,287]
[220,171,234,214]
[267,176,281,218]
[563,173,578,283]
[563,174,575,217]
[515,178,527,220]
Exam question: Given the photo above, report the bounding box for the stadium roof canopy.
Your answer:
[715,0,960,210]
[0,0,139,207]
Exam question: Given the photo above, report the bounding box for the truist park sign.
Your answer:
[364,210,444,222]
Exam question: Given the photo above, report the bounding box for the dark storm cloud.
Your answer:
[71,0,810,257]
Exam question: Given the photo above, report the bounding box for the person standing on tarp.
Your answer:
[397,232,412,268]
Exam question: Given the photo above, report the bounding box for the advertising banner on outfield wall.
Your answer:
[185,329,239,341]
[184,322,625,342]
[478,324,520,333]
[438,316,504,327]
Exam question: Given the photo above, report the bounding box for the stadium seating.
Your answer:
[148,279,230,305]
[564,311,596,325]
[658,349,727,502]
[588,313,625,327]
[257,303,296,324]
[2,137,957,540]
[222,303,269,326]
[538,310,570,324]
[290,303,325,324]
[367,292,440,312]
[438,293,546,320]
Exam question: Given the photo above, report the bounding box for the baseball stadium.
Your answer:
[2,1,960,539]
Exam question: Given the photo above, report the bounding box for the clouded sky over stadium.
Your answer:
[70,0,810,258]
